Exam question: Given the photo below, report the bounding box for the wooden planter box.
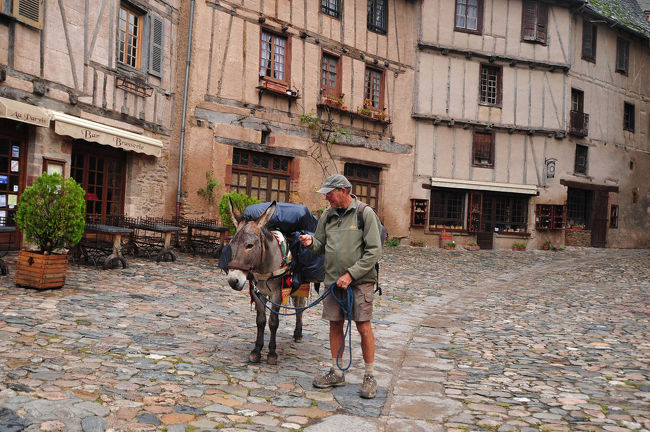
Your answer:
[14,250,69,289]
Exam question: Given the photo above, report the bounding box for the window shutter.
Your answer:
[149,15,164,78]
[13,0,43,29]
[521,1,537,41]
[536,2,548,44]
[582,22,593,59]
[616,38,628,73]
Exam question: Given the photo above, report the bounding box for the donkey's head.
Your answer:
[226,200,277,291]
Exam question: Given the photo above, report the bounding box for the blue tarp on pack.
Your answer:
[219,202,325,290]
[243,202,318,233]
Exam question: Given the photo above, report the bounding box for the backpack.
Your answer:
[357,203,388,295]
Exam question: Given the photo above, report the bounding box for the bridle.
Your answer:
[227,222,290,283]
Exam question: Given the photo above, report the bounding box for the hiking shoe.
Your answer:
[313,368,345,388]
[360,374,377,399]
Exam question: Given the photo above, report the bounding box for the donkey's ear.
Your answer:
[229,197,243,224]
[256,201,276,227]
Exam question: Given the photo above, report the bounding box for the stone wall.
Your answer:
[565,229,591,247]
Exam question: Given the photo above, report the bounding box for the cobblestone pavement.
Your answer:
[0,247,648,432]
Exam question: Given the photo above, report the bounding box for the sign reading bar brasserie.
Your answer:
[78,128,148,153]
[53,117,161,157]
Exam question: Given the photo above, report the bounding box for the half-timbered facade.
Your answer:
[171,0,417,232]
[409,0,649,249]
[0,0,179,246]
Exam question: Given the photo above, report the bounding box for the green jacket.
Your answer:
[309,197,383,286]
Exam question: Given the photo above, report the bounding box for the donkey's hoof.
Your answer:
[294,335,303,342]
[267,353,278,365]
[249,351,262,363]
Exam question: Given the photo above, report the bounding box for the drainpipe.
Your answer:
[176,0,195,219]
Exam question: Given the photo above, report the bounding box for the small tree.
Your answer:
[218,191,261,234]
[196,170,221,204]
[15,173,86,254]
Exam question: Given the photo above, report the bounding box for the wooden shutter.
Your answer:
[149,15,164,78]
[536,2,548,44]
[13,0,43,29]
[521,1,537,41]
[582,21,596,61]
[616,38,628,73]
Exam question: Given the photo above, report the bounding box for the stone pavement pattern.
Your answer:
[0,247,648,432]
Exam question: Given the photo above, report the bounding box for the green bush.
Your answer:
[196,170,221,204]
[218,191,261,234]
[386,237,399,247]
[15,173,86,254]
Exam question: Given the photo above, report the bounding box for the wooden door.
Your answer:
[0,120,27,249]
[591,190,608,248]
[71,142,126,224]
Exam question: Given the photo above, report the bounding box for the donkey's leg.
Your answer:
[249,295,267,364]
[292,295,306,342]
[267,286,282,365]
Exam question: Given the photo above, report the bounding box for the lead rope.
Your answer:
[251,281,354,372]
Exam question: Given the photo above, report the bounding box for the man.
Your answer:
[299,174,383,399]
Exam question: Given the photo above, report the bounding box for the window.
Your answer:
[344,163,380,209]
[0,0,44,29]
[574,144,588,175]
[367,0,387,34]
[118,5,143,69]
[567,187,592,228]
[479,64,502,106]
[364,67,384,109]
[321,53,341,97]
[117,3,164,76]
[581,20,597,62]
[472,130,495,167]
[616,37,629,75]
[429,189,464,228]
[231,148,290,202]
[455,0,483,34]
[478,192,529,233]
[609,205,618,228]
[521,1,548,44]
[569,88,588,137]
[623,102,635,132]
[571,88,584,113]
[321,0,341,18]
[260,30,290,84]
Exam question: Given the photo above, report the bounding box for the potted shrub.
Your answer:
[444,241,456,250]
[512,241,527,251]
[542,240,552,250]
[14,173,86,289]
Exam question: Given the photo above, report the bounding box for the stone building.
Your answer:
[408,0,650,249]
[170,0,417,233]
[0,0,179,247]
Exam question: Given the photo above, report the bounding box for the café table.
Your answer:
[122,220,182,262]
[81,223,134,269]
[184,219,229,257]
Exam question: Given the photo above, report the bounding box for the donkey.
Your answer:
[226,200,306,364]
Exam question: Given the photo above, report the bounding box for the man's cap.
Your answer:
[317,174,352,194]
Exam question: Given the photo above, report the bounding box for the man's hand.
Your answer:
[337,272,353,289]
[299,234,313,247]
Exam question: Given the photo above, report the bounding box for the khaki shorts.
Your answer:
[322,282,374,322]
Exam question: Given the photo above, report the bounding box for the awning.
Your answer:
[0,97,50,127]
[51,111,162,157]
[430,177,538,195]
